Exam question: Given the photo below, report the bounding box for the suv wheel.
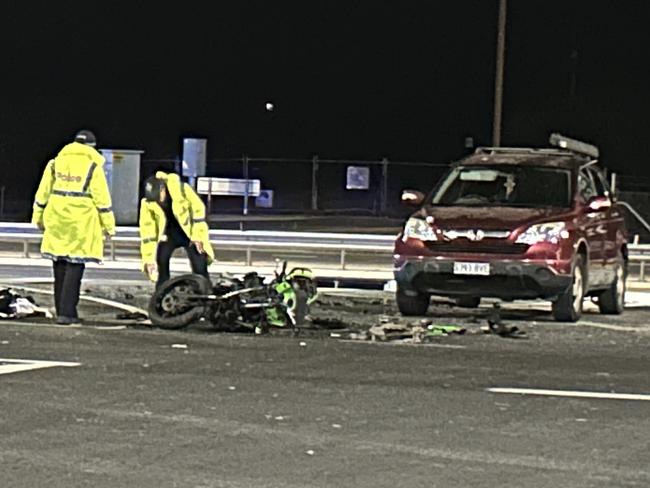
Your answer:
[598,258,626,314]
[455,296,481,308]
[552,255,586,322]
[396,287,430,316]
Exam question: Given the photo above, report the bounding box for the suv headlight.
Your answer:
[515,221,569,245]
[402,217,437,241]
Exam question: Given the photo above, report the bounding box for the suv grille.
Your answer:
[425,240,529,254]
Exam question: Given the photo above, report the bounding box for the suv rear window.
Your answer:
[432,165,572,208]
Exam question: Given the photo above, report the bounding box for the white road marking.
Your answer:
[1,321,129,330]
[569,321,644,332]
[488,387,650,401]
[0,358,80,375]
[340,339,466,348]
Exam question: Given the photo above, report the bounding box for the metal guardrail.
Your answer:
[0,223,396,269]
[2,222,650,275]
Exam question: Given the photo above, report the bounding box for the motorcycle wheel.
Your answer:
[291,288,308,327]
[148,274,212,329]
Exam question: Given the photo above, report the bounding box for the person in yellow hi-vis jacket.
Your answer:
[139,171,214,289]
[31,129,116,325]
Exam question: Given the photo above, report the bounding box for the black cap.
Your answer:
[74,129,97,146]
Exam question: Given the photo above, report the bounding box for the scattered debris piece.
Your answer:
[348,331,370,341]
[0,288,52,319]
[115,311,148,321]
[309,317,346,329]
[427,324,466,336]
[368,321,467,343]
[305,450,315,456]
[485,304,527,338]
[369,322,412,341]
[171,344,188,349]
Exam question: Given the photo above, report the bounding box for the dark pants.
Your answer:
[156,240,209,289]
[53,260,85,319]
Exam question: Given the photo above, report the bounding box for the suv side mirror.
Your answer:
[401,189,425,206]
[585,195,611,213]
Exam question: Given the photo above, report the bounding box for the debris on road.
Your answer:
[0,288,52,320]
[369,322,413,341]
[171,343,188,349]
[348,331,370,341]
[115,311,148,321]
[482,304,527,338]
[368,320,466,343]
[310,317,346,329]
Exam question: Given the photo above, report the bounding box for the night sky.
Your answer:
[1,1,650,203]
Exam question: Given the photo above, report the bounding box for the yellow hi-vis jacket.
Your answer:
[31,142,116,263]
[138,171,214,274]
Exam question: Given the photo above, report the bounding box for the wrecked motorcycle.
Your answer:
[147,261,318,332]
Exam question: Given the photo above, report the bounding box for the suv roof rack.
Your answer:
[474,133,599,159]
[474,147,573,156]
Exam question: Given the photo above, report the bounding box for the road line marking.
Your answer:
[340,340,466,348]
[572,320,646,332]
[0,320,128,330]
[0,283,148,316]
[0,358,80,375]
[488,387,650,401]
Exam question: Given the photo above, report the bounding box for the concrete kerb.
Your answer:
[0,256,393,282]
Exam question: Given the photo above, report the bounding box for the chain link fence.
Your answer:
[140,156,451,217]
[3,158,650,237]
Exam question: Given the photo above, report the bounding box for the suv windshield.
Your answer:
[431,165,572,208]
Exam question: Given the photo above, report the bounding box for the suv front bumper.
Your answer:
[394,257,572,300]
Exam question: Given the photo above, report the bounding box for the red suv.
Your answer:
[394,134,628,322]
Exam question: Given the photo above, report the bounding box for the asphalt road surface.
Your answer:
[1,267,650,487]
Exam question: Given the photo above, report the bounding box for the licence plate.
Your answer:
[453,262,490,276]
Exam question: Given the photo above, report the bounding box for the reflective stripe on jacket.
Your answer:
[31,142,116,262]
[138,171,214,271]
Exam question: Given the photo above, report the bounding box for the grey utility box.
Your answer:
[100,148,145,225]
[181,138,207,187]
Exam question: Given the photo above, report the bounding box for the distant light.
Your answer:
[265,102,274,112]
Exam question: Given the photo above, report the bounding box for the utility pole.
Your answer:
[492,0,507,147]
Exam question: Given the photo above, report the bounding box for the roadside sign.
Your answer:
[196,177,261,197]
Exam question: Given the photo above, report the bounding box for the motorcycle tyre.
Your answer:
[148,274,212,330]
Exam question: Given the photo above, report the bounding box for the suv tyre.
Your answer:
[396,286,430,316]
[598,257,626,314]
[552,255,586,322]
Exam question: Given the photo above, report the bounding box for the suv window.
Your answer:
[432,165,572,208]
[578,169,598,201]
[589,167,611,197]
